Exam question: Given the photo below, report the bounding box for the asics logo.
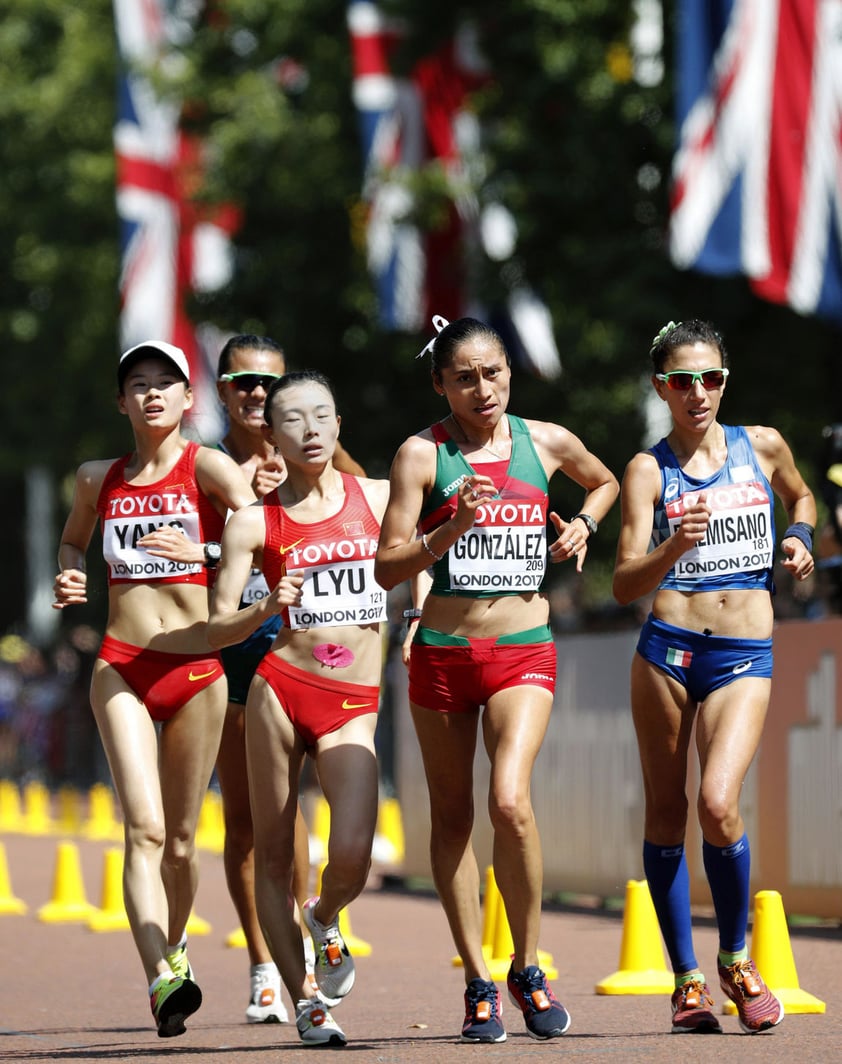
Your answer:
[732,661,753,675]
[188,668,218,682]
[341,699,372,710]
[279,538,304,555]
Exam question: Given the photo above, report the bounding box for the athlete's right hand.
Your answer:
[676,492,712,551]
[254,455,286,497]
[267,570,304,613]
[52,568,88,609]
[453,474,497,532]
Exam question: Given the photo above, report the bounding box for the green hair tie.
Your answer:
[650,320,682,354]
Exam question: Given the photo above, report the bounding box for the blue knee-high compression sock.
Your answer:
[702,833,750,954]
[642,840,697,974]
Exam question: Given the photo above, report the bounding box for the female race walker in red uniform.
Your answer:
[208,370,389,1047]
[613,320,815,1035]
[53,341,255,1038]
[374,316,619,1044]
[213,334,366,1024]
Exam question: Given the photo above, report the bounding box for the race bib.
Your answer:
[667,482,773,580]
[287,557,386,629]
[102,512,202,580]
[448,499,547,592]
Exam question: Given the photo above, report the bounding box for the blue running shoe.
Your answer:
[506,964,571,1040]
[461,978,506,1043]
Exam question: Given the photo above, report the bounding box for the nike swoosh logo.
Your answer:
[279,538,304,555]
[732,661,753,675]
[341,699,373,710]
[188,668,218,682]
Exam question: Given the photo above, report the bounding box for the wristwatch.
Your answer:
[403,608,423,620]
[571,513,598,536]
[203,541,222,568]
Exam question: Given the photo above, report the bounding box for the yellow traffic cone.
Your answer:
[452,864,499,966]
[481,864,499,961]
[721,890,825,1015]
[595,879,674,994]
[82,783,122,842]
[22,780,53,835]
[38,840,97,923]
[310,795,330,865]
[0,779,23,833]
[88,846,131,932]
[195,790,224,854]
[186,908,212,935]
[314,862,371,956]
[374,797,405,865]
[55,786,84,836]
[452,866,556,975]
[225,926,248,948]
[0,841,27,914]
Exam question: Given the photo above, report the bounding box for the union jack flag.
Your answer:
[669,0,842,324]
[113,0,237,430]
[347,2,561,377]
[347,1,487,331]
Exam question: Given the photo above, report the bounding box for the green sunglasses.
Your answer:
[655,368,729,391]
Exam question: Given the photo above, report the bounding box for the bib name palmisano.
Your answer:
[449,498,547,592]
[102,491,202,579]
[284,536,386,630]
[666,482,773,579]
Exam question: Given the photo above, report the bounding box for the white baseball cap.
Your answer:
[118,340,191,388]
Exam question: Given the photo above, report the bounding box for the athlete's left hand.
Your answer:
[548,512,588,573]
[138,527,203,565]
[781,537,815,580]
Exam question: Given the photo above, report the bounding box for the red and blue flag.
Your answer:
[113,0,237,412]
[669,0,842,324]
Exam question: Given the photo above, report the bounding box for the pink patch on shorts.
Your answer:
[312,643,355,668]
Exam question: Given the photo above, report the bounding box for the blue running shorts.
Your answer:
[636,614,772,703]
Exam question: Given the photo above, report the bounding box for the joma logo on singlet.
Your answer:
[442,474,469,498]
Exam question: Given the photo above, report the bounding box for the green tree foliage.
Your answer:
[0,0,122,473]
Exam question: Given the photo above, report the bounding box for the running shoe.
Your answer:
[165,940,193,982]
[506,964,571,1040]
[304,932,342,1008]
[461,978,506,1043]
[301,896,355,1002]
[670,979,722,1034]
[246,963,289,1024]
[150,974,202,1038]
[295,997,347,1047]
[718,957,784,1033]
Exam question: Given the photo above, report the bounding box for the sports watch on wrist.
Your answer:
[571,513,598,536]
[403,608,423,620]
[203,541,222,568]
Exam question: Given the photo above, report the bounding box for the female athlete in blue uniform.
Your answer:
[613,319,815,1035]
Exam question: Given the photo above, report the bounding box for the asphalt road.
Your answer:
[1,832,838,1062]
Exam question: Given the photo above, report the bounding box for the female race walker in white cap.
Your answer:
[613,319,815,1035]
[374,315,619,1044]
[53,340,255,1038]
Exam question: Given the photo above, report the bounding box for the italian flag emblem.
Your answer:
[666,647,692,667]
